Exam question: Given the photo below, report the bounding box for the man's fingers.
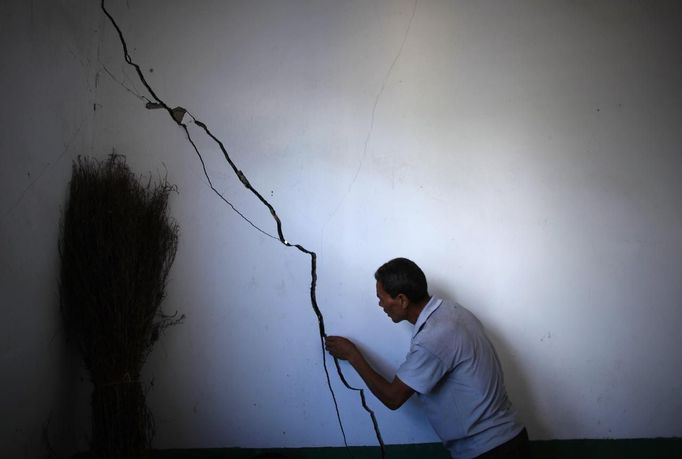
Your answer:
[325,336,351,359]
[325,336,340,346]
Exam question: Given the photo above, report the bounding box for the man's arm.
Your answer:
[325,336,414,410]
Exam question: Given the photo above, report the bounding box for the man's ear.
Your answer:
[397,293,409,309]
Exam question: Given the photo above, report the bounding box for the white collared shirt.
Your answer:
[396,297,523,459]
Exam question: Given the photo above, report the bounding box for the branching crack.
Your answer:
[100,1,385,456]
[322,0,419,238]
[101,64,150,103]
[1,120,85,226]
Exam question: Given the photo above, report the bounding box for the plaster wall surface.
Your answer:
[1,0,681,457]
[0,0,100,456]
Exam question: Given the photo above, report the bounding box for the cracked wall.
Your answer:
[2,0,682,457]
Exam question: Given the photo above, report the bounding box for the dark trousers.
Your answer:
[475,428,531,459]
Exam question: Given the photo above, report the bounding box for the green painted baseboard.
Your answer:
[144,438,682,459]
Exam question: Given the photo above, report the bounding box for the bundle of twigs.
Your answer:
[59,155,181,459]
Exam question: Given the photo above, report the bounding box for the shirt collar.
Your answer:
[412,296,442,338]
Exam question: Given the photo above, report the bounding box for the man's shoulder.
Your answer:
[413,302,455,343]
[424,298,470,329]
[413,299,480,350]
[432,299,483,328]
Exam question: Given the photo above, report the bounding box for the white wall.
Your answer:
[2,0,681,457]
[0,0,101,456]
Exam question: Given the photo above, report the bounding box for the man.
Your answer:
[325,257,530,459]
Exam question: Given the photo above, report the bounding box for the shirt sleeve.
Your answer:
[396,344,447,394]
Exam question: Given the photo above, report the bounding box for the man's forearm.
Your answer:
[348,353,408,410]
[325,335,414,409]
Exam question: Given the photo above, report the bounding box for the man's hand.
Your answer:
[325,335,414,410]
[325,336,360,362]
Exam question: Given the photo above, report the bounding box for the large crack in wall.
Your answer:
[100,1,385,456]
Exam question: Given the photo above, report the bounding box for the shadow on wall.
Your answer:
[485,325,549,439]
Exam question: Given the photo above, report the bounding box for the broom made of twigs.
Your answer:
[59,154,181,459]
